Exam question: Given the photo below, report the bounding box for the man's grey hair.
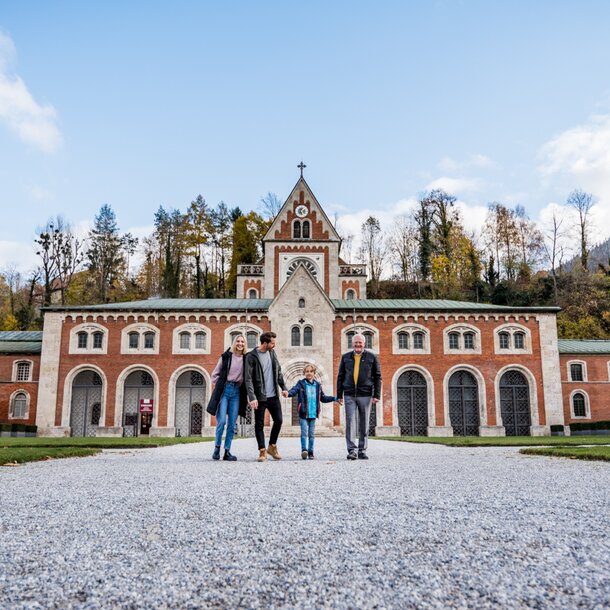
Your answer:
[352,333,366,343]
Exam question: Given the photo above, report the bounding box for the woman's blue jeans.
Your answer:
[300,417,316,452]
[215,382,240,449]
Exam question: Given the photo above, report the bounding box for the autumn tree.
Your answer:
[567,189,594,271]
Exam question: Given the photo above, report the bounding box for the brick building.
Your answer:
[2,175,608,437]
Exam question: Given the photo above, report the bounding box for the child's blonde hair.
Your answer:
[303,364,317,374]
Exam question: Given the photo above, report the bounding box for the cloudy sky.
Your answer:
[2,1,610,272]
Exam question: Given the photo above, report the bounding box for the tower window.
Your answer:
[293,221,301,238]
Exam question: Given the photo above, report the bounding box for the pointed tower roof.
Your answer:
[264,168,342,243]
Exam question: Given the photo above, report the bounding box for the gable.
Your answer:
[264,177,341,243]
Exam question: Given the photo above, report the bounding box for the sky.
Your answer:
[2,0,610,272]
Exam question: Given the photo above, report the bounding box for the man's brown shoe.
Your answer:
[257,448,267,462]
[267,444,282,460]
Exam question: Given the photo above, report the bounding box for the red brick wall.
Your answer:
[273,245,330,295]
[243,279,262,298]
[333,314,546,428]
[273,190,329,241]
[341,280,360,298]
[56,314,270,428]
[559,354,610,423]
[0,353,40,425]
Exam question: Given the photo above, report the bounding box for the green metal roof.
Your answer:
[0,331,43,341]
[332,299,560,312]
[0,341,42,354]
[45,298,273,312]
[558,339,610,354]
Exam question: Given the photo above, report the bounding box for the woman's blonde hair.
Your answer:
[231,334,248,355]
[303,363,317,374]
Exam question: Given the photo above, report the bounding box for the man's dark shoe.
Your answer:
[358,452,369,460]
[308,452,314,460]
[223,450,237,461]
[347,452,357,460]
[212,445,221,460]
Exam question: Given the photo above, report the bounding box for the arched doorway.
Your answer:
[397,370,428,436]
[448,370,480,436]
[499,370,531,436]
[175,370,206,437]
[123,370,154,437]
[70,370,102,437]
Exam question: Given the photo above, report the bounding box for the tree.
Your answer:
[414,197,434,282]
[387,215,419,282]
[184,195,211,298]
[259,192,283,220]
[541,207,568,302]
[358,216,386,294]
[567,189,594,271]
[228,212,266,295]
[87,205,137,302]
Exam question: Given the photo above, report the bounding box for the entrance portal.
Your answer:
[175,371,206,437]
[500,370,531,436]
[70,370,102,437]
[448,370,480,436]
[123,371,154,437]
[397,370,428,436]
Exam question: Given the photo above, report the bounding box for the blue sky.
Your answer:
[2,0,610,271]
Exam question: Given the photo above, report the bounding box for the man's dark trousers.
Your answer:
[254,396,283,449]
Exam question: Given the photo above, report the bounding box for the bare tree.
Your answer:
[387,215,419,281]
[567,189,594,271]
[542,208,568,302]
[358,216,386,293]
[259,192,283,220]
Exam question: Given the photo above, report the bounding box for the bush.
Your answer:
[570,420,610,431]
[550,425,564,432]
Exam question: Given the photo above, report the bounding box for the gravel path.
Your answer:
[1,438,609,609]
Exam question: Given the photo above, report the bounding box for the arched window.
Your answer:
[572,392,586,417]
[11,392,28,419]
[303,326,313,346]
[570,363,584,382]
[499,332,510,349]
[464,332,475,350]
[92,332,104,349]
[128,332,139,349]
[77,331,88,349]
[248,289,257,299]
[302,220,310,239]
[413,332,424,350]
[16,362,31,382]
[398,332,409,350]
[514,332,525,349]
[363,331,373,349]
[247,331,258,349]
[346,289,355,300]
[195,332,206,350]
[179,332,191,350]
[298,298,305,308]
[449,332,460,350]
[291,326,301,346]
[144,332,155,349]
[293,220,301,238]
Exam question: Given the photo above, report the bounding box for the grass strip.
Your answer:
[520,446,610,462]
[0,447,100,466]
[0,437,214,449]
[374,436,610,447]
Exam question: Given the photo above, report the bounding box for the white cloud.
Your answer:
[29,185,52,201]
[0,240,38,273]
[539,114,610,242]
[0,32,61,153]
[425,176,482,194]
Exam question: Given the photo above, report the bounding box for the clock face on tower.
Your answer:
[295,204,308,217]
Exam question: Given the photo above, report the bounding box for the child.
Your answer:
[287,364,336,460]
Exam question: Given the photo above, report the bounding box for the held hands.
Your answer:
[372,398,379,404]
[250,399,259,410]
[281,390,288,398]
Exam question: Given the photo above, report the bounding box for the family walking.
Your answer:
[207,331,381,461]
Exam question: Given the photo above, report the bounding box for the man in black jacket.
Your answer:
[336,333,382,460]
[244,331,288,462]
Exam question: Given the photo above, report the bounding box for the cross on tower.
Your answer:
[297,161,306,177]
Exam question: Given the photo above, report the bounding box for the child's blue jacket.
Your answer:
[287,379,336,419]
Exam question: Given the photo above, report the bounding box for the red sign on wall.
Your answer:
[139,399,154,413]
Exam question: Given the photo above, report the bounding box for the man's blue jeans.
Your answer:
[300,417,316,452]
[214,382,240,449]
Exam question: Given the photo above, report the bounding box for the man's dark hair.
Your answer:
[259,331,277,345]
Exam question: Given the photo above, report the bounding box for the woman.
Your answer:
[206,334,248,461]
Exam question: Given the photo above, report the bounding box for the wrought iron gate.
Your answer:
[175,371,206,436]
[500,370,531,436]
[70,370,102,437]
[238,405,255,437]
[448,370,480,436]
[397,370,428,436]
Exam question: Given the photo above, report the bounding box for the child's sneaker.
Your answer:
[301,450,308,460]
[308,452,314,460]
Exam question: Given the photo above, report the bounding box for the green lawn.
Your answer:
[0,446,101,466]
[374,435,610,447]
[0,436,214,448]
[520,446,610,462]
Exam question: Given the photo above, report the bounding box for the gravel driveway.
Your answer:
[1,438,608,609]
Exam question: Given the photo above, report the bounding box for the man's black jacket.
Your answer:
[336,350,382,399]
[244,348,287,402]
